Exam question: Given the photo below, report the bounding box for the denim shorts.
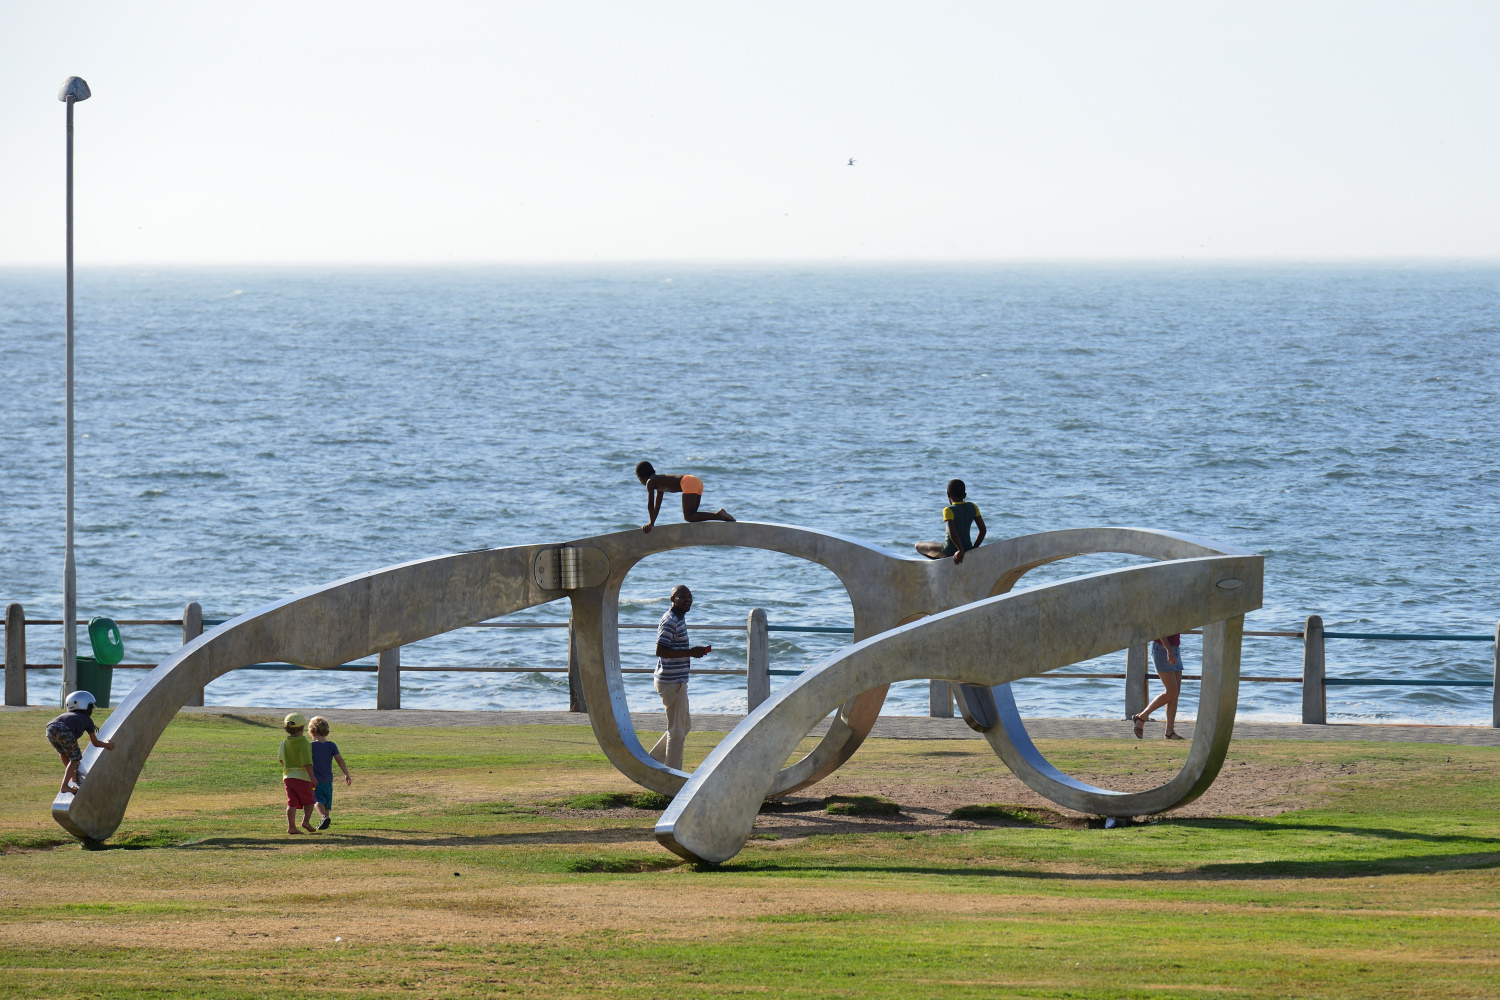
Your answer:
[1152,640,1183,673]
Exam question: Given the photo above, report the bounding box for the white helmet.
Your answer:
[65,690,96,712]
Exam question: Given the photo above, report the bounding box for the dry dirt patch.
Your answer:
[739,755,1336,840]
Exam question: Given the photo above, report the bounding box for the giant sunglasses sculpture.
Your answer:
[55,521,1261,862]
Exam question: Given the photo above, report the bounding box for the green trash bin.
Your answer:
[72,656,114,709]
[62,617,123,709]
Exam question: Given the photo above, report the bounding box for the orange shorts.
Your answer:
[679,474,704,496]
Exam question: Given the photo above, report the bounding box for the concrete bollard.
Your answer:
[1302,614,1326,724]
[1125,644,1147,719]
[182,602,204,706]
[567,612,586,713]
[929,679,953,718]
[5,603,25,707]
[1492,620,1499,729]
[377,646,401,710]
[746,608,770,710]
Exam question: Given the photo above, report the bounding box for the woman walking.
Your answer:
[1133,634,1186,740]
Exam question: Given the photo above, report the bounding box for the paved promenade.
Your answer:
[161,705,1500,746]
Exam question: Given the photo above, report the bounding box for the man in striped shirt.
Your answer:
[648,584,712,770]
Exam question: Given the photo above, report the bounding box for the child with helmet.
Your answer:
[47,690,116,795]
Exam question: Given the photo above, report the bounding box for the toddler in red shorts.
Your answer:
[278,713,317,834]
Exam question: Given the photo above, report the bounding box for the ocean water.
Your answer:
[3,265,1498,723]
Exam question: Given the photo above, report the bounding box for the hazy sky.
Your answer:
[2,2,1497,264]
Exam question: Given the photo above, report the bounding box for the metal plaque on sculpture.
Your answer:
[534,546,610,590]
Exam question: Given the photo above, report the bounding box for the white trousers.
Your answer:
[648,679,691,771]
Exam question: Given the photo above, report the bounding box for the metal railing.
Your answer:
[5,602,1498,726]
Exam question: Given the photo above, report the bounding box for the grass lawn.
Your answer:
[2,708,1498,998]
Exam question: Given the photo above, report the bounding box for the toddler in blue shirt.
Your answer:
[307,716,352,830]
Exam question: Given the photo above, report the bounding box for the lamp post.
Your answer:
[60,76,90,702]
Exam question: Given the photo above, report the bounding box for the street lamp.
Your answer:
[60,76,90,702]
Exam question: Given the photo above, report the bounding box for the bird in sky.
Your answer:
[847,158,856,166]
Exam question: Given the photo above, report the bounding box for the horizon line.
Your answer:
[3,256,1500,271]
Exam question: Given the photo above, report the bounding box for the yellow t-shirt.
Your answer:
[279,735,314,783]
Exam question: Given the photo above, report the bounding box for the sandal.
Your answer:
[1165,731,1185,741]
[1132,714,1145,739]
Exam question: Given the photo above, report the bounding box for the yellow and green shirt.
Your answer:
[280,735,314,783]
[941,500,981,554]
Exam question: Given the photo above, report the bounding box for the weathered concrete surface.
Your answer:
[565,523,1246,799]
[962,617,1242,819]
[54,521,1255,843]
[54,544,555,841]
[656,552,1262,863]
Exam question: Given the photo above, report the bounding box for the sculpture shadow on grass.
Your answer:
[707,849,1500,882]
[1169,816,1500,847]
